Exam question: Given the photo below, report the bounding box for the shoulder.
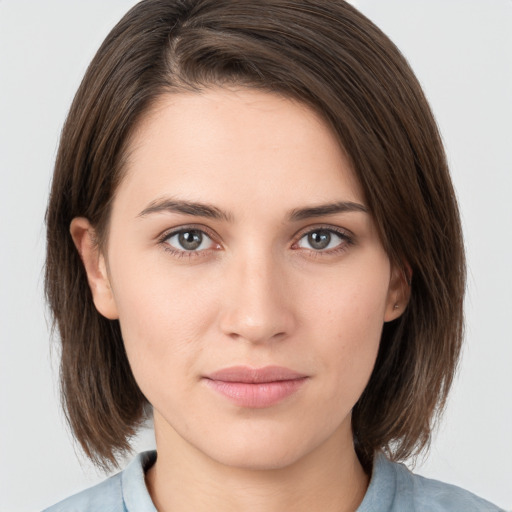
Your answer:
[358,453,505,512]
[42,451,157,512]
[391,462,505,512]
[42,473,124,512]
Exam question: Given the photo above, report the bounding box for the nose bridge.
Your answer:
[219,243,294,344]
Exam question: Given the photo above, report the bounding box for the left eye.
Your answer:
[164,229,215,251]
[297,229,346,251]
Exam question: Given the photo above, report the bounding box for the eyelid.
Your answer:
[156,223,354,258]
[291,224,354,253]
[157,223,220,243]
[292,224,354,242]
[157,224,222,256]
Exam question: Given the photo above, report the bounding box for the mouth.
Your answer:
[203,366,309,408]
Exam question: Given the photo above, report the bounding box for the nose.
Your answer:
[218,250,296,344]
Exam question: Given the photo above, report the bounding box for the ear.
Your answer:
[384,263,412,322]
[70,217,119,320]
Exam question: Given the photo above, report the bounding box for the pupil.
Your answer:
[179,230,202,250]
[308,230,331,250]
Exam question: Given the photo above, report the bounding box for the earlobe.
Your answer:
[384,263,412,323]
[70,217,119,320]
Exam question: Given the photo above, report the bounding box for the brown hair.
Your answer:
[45,0,465,470]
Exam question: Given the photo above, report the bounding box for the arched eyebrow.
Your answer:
[287,201,368,221]
[137,198,233,222]
[137,198,367,222]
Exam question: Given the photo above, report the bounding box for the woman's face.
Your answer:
[79,88,403,470]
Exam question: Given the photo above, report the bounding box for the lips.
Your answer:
[203,366,308,408]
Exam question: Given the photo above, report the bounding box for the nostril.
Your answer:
[218,262,296,343]
[221,311,293,344]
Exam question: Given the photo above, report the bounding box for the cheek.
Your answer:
[108,253,219,391]
[300,259,390,395]
[301,255,390,335]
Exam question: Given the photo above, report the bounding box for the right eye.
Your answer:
[163,229,217,252]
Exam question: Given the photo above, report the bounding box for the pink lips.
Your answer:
[203,366,308,408]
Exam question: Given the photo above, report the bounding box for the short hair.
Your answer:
[45,0,465,470]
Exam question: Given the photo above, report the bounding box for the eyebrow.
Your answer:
[138,198,233,221]
[137,198,368,222]
[287,201,368,221]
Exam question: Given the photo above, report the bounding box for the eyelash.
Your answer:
[158,225,219,260]
[157,225,354,259]
[292,226,354,257]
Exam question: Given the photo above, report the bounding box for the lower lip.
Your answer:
[203,378,308,408]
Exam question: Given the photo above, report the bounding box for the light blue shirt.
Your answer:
[43,451,504,511]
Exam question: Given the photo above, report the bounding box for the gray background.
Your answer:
[0,1,511,510]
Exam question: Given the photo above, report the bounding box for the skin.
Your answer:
[72,88,407,512]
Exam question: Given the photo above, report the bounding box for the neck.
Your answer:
[146,415,369,512]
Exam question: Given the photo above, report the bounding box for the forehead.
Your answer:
[116,87,364,217]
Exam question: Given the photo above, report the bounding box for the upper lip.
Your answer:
[205,366,308,383]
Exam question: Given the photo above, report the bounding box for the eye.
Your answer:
[296,228,349,252]
[163,228,216,252]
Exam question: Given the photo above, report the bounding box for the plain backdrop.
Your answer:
[0,1,511,511]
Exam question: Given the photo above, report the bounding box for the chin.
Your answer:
[208,442,307,471]
[193,422,335,472]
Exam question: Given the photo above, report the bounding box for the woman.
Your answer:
[43,0,503,510]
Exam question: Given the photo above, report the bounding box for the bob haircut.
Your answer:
[45,0,465,471]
